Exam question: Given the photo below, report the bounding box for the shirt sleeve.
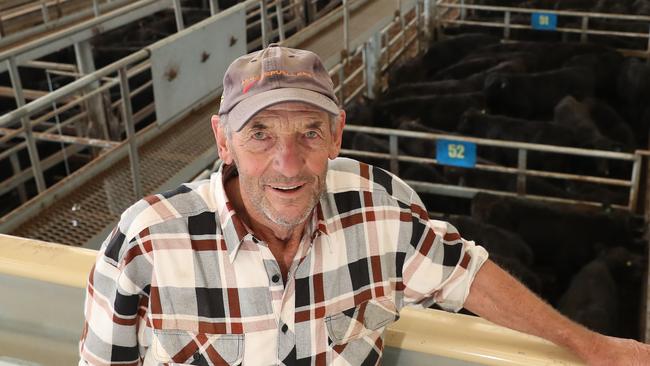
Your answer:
[79,222,150,365]
[401,198,489,312]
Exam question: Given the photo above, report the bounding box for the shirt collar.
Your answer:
[213,163,328,263]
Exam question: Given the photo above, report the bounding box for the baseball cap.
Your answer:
[218,44,340,131]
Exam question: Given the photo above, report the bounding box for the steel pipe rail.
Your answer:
[343,125,638,161]
[0,0,171,69]
[0,49,149,128]
[438,2,650,21]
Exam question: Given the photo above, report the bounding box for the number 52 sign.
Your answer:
[436,139,476,168]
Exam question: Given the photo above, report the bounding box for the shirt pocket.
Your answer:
[325,296,399,345]
[152,329,244,366]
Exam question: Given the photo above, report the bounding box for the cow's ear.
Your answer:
[329,110,346,159]
[212,115,234,165]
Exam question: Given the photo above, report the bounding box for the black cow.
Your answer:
[375,92,485,131]
[554,95,624,152]
[449,215,534,265]
[484,66,595,119]
[558,246,644,337]
[471,193,643,299]
[616,58,650,136]
[472,42,612,71]
[384,79,480,100]
[388,33,500,87]
[563,50,624,100]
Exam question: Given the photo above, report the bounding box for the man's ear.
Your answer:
[211,115,233,164]
[328,109,346,159]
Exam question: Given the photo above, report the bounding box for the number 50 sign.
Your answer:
[436,139,476,168]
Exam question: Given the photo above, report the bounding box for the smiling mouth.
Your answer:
[269,184,304,192]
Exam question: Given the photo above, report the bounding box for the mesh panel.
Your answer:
[11,103,216,247]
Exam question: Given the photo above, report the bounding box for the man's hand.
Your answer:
[580,335,650,366]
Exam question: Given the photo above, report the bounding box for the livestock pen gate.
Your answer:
[0,0,649,364]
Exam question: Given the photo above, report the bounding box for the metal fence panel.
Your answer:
[151,6,248,125]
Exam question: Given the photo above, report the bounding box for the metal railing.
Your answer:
[0,0,137,46]
[433,1,650,58]
[0,0,306,205]
[340,125,644,211]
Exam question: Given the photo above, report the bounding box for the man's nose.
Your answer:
[273,137,304,177]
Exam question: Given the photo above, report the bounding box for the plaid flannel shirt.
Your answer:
[79,157,488,366]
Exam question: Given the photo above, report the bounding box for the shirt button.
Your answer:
[282,324,288,333]
[193,351,201,361]
[271,274,280,283]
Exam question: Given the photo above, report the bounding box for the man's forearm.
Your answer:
[463,259,599,360]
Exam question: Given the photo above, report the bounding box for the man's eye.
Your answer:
[252,131,267,140]
[305,131,318,139]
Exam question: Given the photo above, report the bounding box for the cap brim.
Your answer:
[226,88,340,131]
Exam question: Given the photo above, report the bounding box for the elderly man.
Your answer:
[79,44,650,365]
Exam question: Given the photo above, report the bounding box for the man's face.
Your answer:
[213,102,345,229]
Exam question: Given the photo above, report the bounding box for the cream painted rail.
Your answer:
[0,234,583,365]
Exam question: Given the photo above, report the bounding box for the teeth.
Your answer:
[273,185,300,190]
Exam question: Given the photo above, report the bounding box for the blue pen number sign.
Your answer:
[532,12,557,31]
[437,139,476,168]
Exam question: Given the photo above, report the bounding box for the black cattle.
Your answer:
[375,92,485,131]
[554,95,624,152]
[384,79,479,100]
[584,98,636,151]
[449,215,534,265]
[617,58,650,134]
[472,42,612,71]
[457,109,587,172]
[433,57,503,81]
[349,132,394,171]
[563,50,624,99]
[558,246,644,337]
[471,193,643,301]
[484,66,595,119]
[634,0,650,14]
[388,33,500,86]
[464,57,529,88]
[396,120,446,158]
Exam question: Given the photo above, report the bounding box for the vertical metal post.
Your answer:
[504,11,511,40]
[337,65,345,105]
[209,0,220,15]
[7,57,47,194]
[173,0,185,31]
[343,0,350,54]
[389,135,399,175]
[432,0,440,41]
[118,67,143,200]
[423,0,431,38]
[646,25,650,63]
[415,0,422,53]
[398,0,405,52]
[275,0,286,41]
[75,40,110,140]
[516,149,527,195]
[580,16,589,43]
[629,154,642,211]
[306,0,316,24]
[9,152,28,203]
[460,0,466,20]
[261,0,269,47]
[41,1,50,23]
[364,32,382,99]
[92,0,100,17]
